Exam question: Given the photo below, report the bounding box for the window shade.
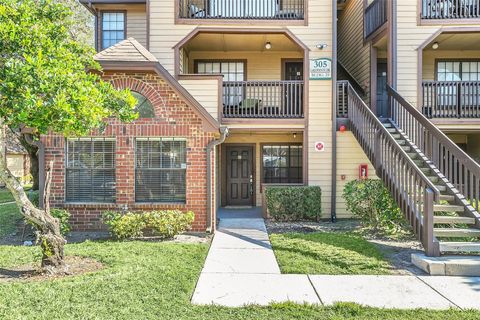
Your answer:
[66,139,116,203]
[135,138,187,203]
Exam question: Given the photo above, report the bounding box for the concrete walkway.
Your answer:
[192,209,480,309]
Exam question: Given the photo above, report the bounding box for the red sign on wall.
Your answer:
[315,141,325,152]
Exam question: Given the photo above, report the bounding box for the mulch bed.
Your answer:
[0,256,104,283]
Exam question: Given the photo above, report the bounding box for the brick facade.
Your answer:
[42,71,217,232]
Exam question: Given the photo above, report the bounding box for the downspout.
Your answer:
[206,126,229,233]
[331,0,338,223]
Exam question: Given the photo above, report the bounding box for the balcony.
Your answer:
[222,80,304,118]
[178,0,305,21]
[421,0,480,20]
[422,81,480,118]
[364,0,387,39]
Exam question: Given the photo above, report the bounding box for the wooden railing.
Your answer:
[345,82,440,256]
[364,0,387,38]
[337,81,349,118]
[422,81,480,118]
[389,85,480,214]
[222,80,304,118]
[421,0,480,19]
[178,0,305,20]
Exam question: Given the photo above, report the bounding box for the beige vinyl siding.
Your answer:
[335,132,377,217]
[423,50,480,81]
[178,79,220,120]
[187,51,303,80]
[7,154,25,180]
[127,10,147,47]
[396,0,480,107]
[338,0,371,102]
[223,133,303,207]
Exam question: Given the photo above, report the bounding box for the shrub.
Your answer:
[50,209,71,236]
[27,190,39,207]
[265,186,322,221]
[102,210,194,240]
[145,210,195,239]
[343,179,405,234]
[102,211,147,240]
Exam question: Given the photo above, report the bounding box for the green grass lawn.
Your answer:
[270,232,392,275]
[0,241,478,319]
[0,203,22,237]
[0,188,14,204]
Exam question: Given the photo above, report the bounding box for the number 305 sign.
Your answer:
[310,58,332,80]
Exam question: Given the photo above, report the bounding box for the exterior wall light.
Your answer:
[432,42,439,50]
[265,42,272,50]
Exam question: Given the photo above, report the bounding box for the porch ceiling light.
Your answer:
[432,42,439,50]
[265,42,272,50]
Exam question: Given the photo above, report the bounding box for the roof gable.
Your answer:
[94,38,158,63]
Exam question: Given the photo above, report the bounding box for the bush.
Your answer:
[102,210,194,240]
[343,179,405,234]
[27,190,39,207]
[265,186,322,221]
[50,209,71,235]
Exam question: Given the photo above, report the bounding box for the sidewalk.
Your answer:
[192,211,480,309]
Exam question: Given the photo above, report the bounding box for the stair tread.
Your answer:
[433,204,465,212]
[433,216,475,224]
[434,228,480,237]
[440,242,480,253]
[439,194,455,202]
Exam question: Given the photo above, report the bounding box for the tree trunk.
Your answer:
[17,133,39,190]
[0,123,65,271]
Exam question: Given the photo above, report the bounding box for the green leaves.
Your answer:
[265,186,322,221]
[0,0,137,137]
[343,179,407,235]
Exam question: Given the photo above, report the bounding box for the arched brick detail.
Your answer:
[110,76,170,120]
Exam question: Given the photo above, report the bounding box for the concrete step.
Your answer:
[435,185,447,192]
[412,253,480,276]
[392,134,402,139]
[439,242,480,253]
[439,194,455,202]
[433,204,465,212]
[396,140,406,146]
[401,146,411,152]
[433,216,475,224]
[382,123,393,128]
[434,228,480,238]
[419,167,431,174]
[387,128,397,134]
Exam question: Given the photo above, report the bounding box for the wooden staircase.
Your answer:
[338,80,480,256]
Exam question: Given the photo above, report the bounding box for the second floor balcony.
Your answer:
[364,0,387,39]
[421,0,480,20]
[178,0,305,21]
[422,81,480,118]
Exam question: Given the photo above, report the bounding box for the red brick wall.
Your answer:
[41,72,217,232]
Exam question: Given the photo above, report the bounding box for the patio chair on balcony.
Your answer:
[189,4,206,18]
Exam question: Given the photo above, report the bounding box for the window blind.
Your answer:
[263,145,303,183]
[66,139,116,203]
[135,138,187,203]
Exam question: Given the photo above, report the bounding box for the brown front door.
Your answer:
[226,146,254,206]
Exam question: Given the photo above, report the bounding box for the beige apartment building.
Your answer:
[49,0,480,256]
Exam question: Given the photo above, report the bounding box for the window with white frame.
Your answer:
[135,138,187,203]
[66,138,116,203]
[437,61,480,81]
[101,12,125,49]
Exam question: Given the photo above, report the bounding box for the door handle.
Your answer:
[249,175,254,196]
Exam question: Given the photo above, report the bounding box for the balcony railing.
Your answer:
[421,0,480,19]
[222,80,304,118]
[178,0,305,20]
[364,0,387,39]
[422,81,480,118]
